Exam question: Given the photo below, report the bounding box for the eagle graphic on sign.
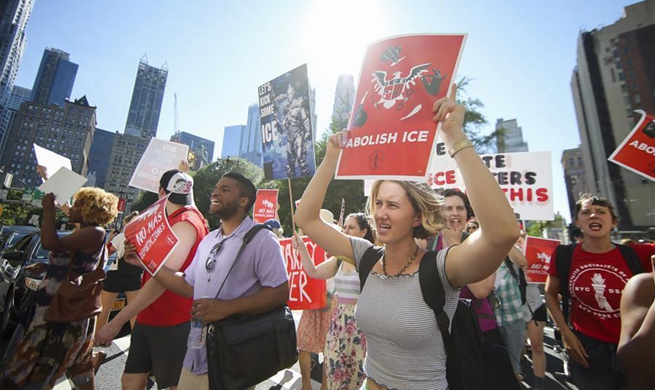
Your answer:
[371,63,430,110]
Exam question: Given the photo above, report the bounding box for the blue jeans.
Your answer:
[570,331,628,390]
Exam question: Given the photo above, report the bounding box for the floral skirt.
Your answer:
[324,302,367,390]
[297,294,336,353]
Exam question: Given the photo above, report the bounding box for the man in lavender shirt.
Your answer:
[137,172,289,390]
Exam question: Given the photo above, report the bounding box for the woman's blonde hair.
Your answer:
[73,187,119,227]
[367,180,444,239]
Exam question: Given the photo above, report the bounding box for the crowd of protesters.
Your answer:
[0,87,653,390]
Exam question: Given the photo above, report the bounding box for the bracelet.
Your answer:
[448,138,474,158]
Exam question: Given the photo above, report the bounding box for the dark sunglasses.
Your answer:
[205,241,224,272]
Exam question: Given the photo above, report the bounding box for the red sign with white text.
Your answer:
[336,34,466,180]
[279,236,327,310]
[253,189,278,223]
[609,110,655,181]
[524,236,561,284]
[124,196,179,276]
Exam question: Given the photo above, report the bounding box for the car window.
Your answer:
[7,234,34,252]
[34,231,72,259]
[6,232,28,247]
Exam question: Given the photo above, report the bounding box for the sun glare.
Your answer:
[302,0,387,81]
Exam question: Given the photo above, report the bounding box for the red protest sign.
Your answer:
[279,236,327,310]
[609,110,655,181]
[124,196,179,276]
[253,189,279,223]
[336,34,466,180]
[524,236,561,284]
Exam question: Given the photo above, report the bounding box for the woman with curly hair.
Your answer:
[0,187,118,390]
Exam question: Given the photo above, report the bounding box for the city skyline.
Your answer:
[8,0,643,222]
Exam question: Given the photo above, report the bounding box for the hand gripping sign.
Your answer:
[523,236,561,284]
[124,196,179,276]
[609,109,655,182]
[336,34,466,180]
[279,236,328,310]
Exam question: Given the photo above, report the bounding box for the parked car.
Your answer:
[0,231,124,336]
[0,225,39,250]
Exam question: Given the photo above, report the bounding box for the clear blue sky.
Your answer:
[14,0,637,223]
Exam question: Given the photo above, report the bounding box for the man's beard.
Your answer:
[213,199,240,220]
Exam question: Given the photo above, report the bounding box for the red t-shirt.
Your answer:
[548,243,654,343]
[137,206,209,326]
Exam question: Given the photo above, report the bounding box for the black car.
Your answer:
[0,231,123,336]
[0,225,39,250]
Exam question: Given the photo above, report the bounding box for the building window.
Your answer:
[618,72,625,81]
[626,58,632,67]
[611,69,616,83]
[629,71,635,79]
[634,94,641,104]
[616,61,622,69]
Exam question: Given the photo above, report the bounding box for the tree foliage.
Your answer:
[457,77,498,153]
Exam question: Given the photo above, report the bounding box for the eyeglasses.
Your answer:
[205,241,224,272]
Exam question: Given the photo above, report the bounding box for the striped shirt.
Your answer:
[334,265,360,305]
[351,237,459,390]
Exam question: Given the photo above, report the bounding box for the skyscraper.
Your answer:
[570,0,654,228]
[30,48,78,106]
[0,0,35,157]
[240,104,263,167]
[221,125,245,158]
[0,96,96,186]
[332,74,355,125]
[87,128,115,189]
[495,118,529,153]
[124,57,168,138]
[7,85,30,110]
[561,147,591,221]
[171,131,215,170]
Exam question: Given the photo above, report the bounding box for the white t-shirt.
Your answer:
[109,232,126,271]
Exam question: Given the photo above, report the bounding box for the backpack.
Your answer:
[359,247,484,390]
[504,257,527,305]
[555,243,644,322]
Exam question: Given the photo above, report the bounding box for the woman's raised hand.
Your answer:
[326,129,349,160]
[432,84,466,138]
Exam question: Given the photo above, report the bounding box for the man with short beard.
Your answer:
[132,172,289,390]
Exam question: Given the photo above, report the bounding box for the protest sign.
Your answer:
[279,236,327,310]
[129,138,189,193]
[524,236,561,284]
[33,143,72,179]
[124,196,179,276]
[38,167,87,206]
[253,189,279,223]
[335,34,466,180]
[259,64,316,180]
[608,109,655,181]
[427,141,554,220]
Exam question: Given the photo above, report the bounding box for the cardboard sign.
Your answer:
[259,64,317,180]
[253,189,279,223]
[427,144,554,221]
[38,167,87,206]
[336,34,466,180]
[129,138,190,193]
[524,236,561,284]
[608,110,655,181]
[124,196,179,276]
[279,236,327,310]
[33,143,72,179]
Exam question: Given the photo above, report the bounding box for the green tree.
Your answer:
[526,212,567,238]
[456,77,499,153]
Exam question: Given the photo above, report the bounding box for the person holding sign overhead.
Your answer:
[295,86,519,390]
[95,169,208,390]
[0,188,118,390]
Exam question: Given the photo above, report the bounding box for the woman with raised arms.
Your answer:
[294,86,519,390]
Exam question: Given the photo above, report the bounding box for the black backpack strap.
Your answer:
[359,246,384,291]
[214,224,271,299]
[616,244,645,275]
[504,256,519,280]
[555,244,576,322]
[418,250,452,352]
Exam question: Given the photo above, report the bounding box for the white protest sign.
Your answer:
[38,167,88,205]
[129,138,189,193]
[33,143,72,178]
